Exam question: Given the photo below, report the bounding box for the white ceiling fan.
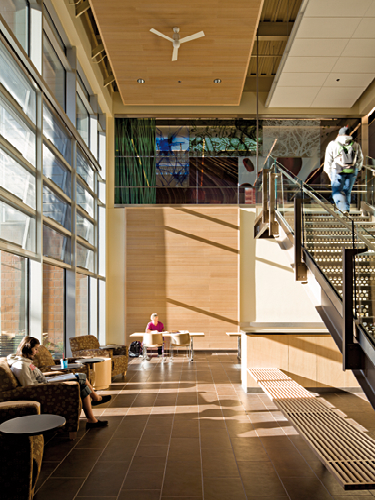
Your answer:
[150,27,205,61]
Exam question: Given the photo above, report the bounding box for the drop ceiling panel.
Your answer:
[352,18,375,37]
[282,57,338,73]
[278,72,328,87]
[271,86,320,107]
[268,0,375,108]
[288,39,348,57]
[89,0,264,106]
[332,57,375,73]
[344,38,375,56]
[323,73,374,88]
[296,18,361,39]
[304,0,373,17]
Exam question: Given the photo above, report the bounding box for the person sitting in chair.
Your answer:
[7,337,111,429]
[146,313,165,356]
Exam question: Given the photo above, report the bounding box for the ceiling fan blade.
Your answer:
[172,45,179,61]
[179,31,205,44]
[150,28,173,42]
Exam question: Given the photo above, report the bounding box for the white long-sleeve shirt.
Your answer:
[7,354,48,386]
[324,135,363,180]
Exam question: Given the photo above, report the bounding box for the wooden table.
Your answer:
[130,332,205,361]
[76,358,111,390]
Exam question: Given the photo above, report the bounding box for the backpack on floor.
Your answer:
[129,341,142,357]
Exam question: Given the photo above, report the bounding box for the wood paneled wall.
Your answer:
[125,207,239,349]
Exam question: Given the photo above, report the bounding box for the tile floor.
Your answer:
[34,353,375,500]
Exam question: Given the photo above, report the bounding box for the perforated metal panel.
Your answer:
[248,368,375,489]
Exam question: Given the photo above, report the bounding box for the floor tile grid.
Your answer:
[206,358,269,500]
[116,358,183,500]
[35,361,157,498]
[217,357,352,500]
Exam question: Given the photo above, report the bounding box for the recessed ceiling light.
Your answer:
[336,79,340,82]
[214,79,221,83]
[137,79,145,83]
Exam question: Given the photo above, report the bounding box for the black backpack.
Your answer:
[129,341,143,357]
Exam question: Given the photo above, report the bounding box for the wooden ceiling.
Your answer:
[88,0,264,106]
[248,0,302,78]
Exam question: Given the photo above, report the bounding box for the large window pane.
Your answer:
[98,180,106,203]
[76,273,88,336]
[76,147,94,190]
[43,103,71,163]
[0,93,36,166]
[43,143,71,197]
[98,206,105,276]
[44,5,65,54]
[76,212,94,245]
[0,38,35,122]
[76,93,89,146]
[0,146,36,209]
[77,242,94,272]
[43,33,65,110]
[43,224,71,264]
[98,279,106,344]
[43,185,71,231]
[43,264,64,356]
[0,250,27,356]
[76,181,93,217]
[0,0,29,53]
[0,201,35,251]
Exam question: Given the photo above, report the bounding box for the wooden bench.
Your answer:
[249,368,375,490]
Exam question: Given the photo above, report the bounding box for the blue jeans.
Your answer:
[331,169,358,212]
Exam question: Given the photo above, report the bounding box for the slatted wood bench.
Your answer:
[249,368,375,490]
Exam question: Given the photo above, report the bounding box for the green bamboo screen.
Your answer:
[115,118,156,204]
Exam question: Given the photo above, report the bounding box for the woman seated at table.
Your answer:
[7,337,111,429]
[146,313,166,355]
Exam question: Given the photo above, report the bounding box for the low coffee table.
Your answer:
[50,363,85,371]
[76,358,111,390]
[0,414,66,436]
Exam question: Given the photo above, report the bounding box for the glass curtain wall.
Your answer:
[0,5,107,353]
[0,250,27,356]
[42,263,64,355]
[42,33,65,110]
[0,0,29,53]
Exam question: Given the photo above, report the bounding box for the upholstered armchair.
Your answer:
[0,400,44,500]
[69,335,128,379]
[33,344,89,380]
[0,357,81,439]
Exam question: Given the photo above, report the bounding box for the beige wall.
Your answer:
[125,207,239,350]
[243,334,359,391]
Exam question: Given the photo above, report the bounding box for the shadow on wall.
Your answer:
[165,226,239,254]
[174,207,239,230]
[166,298,239,326]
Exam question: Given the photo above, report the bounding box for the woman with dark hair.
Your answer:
[7,336,110,429]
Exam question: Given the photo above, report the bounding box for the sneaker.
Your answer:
[86,419,108,429]
[91,395,111,406]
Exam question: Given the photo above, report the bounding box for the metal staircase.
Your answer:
[254,158,375,407]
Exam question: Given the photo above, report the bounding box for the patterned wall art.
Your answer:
[189,120,261,157]
[263,120,320,182]
[155,125,189,187]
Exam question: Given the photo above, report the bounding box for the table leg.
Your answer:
[190,337,194,361]
[238,336,241,361]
